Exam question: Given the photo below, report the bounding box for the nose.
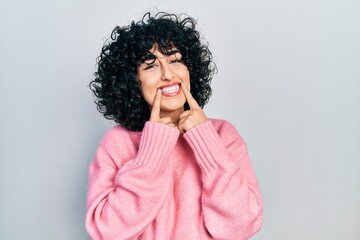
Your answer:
[161,63,174,81]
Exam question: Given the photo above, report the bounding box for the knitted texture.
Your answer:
[86,119,263,239]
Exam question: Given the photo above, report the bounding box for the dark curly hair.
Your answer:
[90,11,216,131]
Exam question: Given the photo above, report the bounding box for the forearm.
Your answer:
[86,165,171,239]
[86,122,180,239]
[200,149,263,240]
[184,121,263,239]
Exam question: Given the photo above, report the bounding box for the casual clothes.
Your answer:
[86,119,263,239]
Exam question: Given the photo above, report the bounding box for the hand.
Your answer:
[177,84,208,133]
[150,89,176,128]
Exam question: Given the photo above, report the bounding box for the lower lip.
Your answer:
[161,86,181,97]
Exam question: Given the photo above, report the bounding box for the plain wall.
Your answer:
[1,0,359,239]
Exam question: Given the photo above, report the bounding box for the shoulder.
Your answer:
[209,118,234,129]
[93,125,142,168]
[208,118,246,149]
[100,125,141,147]
[99,125,128,148]
[208,118,240,136]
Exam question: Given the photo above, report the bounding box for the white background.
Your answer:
[1,0,359,239]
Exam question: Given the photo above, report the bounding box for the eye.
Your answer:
[143,64,157,70]
[170,59,182,64]
[169,51,183,64]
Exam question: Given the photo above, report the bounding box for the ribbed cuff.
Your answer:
[134,121,180,170]
[183,121,230,176]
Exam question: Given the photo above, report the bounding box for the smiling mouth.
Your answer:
[160,83,181,97]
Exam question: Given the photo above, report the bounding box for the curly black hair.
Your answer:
[90,11,216,131]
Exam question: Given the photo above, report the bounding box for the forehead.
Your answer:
[141,44,181,63]
[149,44,180,56]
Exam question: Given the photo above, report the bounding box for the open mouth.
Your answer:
[161,84,180,94]
[160,83,181,96]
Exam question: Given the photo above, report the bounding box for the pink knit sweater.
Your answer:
[86,119,263,240]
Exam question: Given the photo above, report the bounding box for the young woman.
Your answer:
[86,12,263,240]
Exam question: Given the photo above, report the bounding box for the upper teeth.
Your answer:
[161,84,179,94]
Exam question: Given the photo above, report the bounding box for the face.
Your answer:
[137,45,190,117]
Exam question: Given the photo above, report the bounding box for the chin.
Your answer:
[161,100,186,112]
[161,104,185,112]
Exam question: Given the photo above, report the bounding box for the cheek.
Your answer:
[140,85,156,106]
[179,70,190,87]
[140,88,151,104]
[184,75,191,90]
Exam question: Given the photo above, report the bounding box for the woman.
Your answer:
[86,12,263,240]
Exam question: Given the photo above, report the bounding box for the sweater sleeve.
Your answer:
[86,122,180,240]
[183,120,263,240]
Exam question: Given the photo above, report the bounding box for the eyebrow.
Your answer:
[142,50,181,63]
[166,49,181,56]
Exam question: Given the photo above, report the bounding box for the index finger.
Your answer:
[150,89,162,121]
[181,84,200,109]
